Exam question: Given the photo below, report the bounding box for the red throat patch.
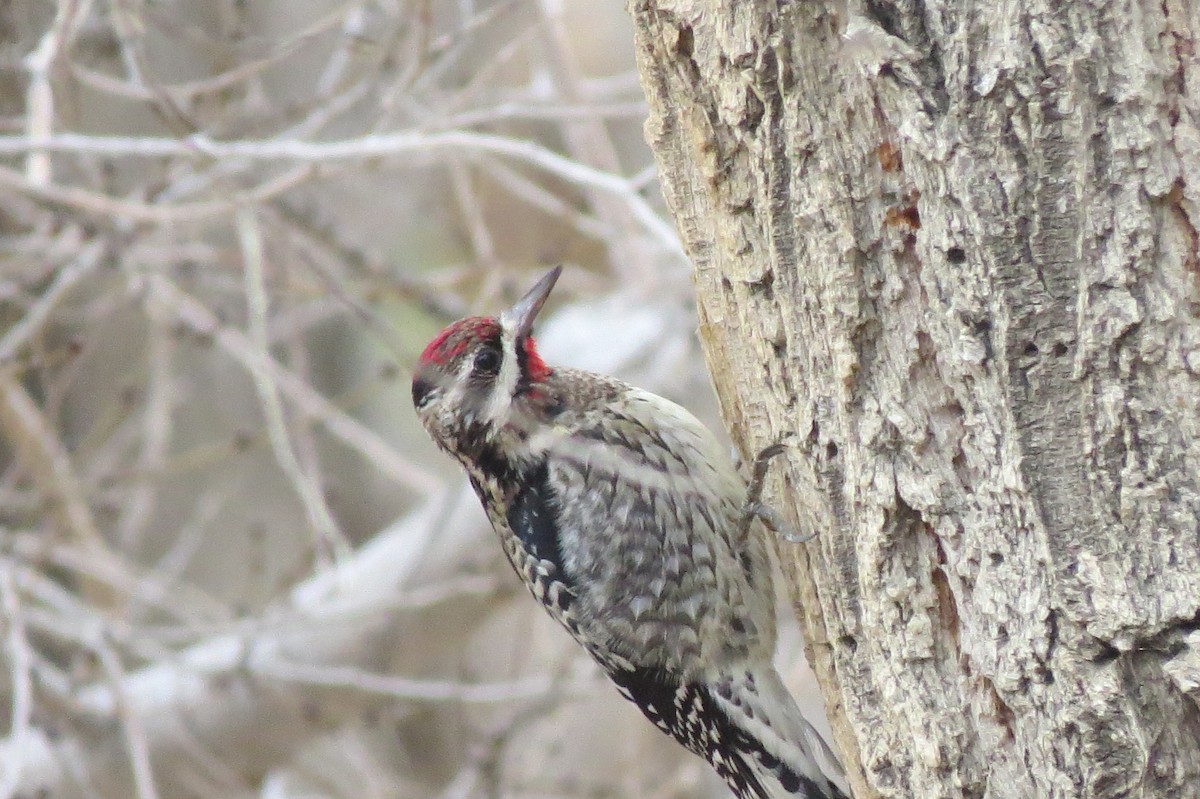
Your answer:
[522,337,551,382]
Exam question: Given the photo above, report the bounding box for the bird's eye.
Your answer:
[473,346,501,375]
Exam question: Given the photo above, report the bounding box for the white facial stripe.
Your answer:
[482,318,522,425]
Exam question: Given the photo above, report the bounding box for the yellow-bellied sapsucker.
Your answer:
[411,267,847,799]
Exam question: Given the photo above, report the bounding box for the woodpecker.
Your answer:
[411,267,847,799]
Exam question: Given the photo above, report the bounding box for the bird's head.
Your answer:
[412,266,560,450]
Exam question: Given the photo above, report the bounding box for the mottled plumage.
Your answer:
[412,267,847,799]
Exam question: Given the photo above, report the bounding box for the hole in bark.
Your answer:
[1023,342,1039,356]
[839,634,858,653]
[676,24,694,57]
[826,441,839,460]
[947,246,967,264]
[749,270,775,300]
[1180,608,1200,633]
[1094,641,1122,665]
[952,451,972,485]
[989,552,1004,565]
[1053,341,1069,356]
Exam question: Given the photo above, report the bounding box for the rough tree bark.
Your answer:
[631,1,1200,797]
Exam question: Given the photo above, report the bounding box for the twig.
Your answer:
[449,159,500,268]
[0,370,121,608]
[238,207,350,566]
[249,659,581,704]
[115,288,175,551]
[23,0,93,184]
[0,131,682,251]
[93,631,162,799]
[10,552,219,661]
[0,568,33,799]
[0,239,105,365]
[534,0,652,277]
[480,158,613,240]
[434,99,649,129]
[0,161,317,224]
[145,274,442,494]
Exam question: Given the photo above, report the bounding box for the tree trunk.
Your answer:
[630,1,1200,797]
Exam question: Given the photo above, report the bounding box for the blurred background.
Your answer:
[0,1,825,797]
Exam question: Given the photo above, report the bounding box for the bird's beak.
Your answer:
[502,265,561,340]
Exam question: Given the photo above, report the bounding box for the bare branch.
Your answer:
[0,569,34,799]
[238,208,349,565]
[0,131,680,251]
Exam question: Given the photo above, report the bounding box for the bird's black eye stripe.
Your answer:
[473,345,502,376]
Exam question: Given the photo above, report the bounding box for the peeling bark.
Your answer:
[631,1,1200,796]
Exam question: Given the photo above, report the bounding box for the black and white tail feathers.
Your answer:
[609,663,848,799]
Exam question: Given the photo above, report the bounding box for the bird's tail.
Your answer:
[709,666,849,799]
